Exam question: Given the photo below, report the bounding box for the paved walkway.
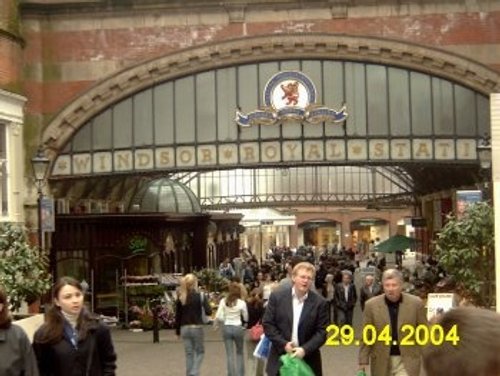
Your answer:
[113,269,369,375]
[112,311,366,376]
[113,257,419,375]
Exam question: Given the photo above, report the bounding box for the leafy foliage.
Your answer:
[0,223,52,311]
[195,268,229,292]
[434,202,495,307]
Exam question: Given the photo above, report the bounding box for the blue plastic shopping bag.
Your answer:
[253,335,271,359]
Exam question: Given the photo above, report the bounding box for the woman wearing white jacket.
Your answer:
[215,282,249,376]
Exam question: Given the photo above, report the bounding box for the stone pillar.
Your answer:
[491,93,500,312]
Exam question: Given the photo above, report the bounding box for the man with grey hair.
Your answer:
[359,274,382,311]
[358,268,427,376]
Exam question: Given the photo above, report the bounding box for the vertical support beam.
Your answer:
[192,217,209,271]
[491,93,500,312]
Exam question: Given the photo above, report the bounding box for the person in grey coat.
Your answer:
[0,286,39,376]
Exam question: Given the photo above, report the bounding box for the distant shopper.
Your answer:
[215,282,249,376]
[245,289,265,376]
[0,286,39,376]
[334,270,357,326]
[219,258,235,279]
[324,273,335,323]
[423,307,500,376]
[33,276,116,376]
[359,274,382,311]
[175,273,212,376]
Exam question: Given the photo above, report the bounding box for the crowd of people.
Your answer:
[1,243,500,376]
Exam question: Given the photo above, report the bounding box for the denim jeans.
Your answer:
[222,325,245,376]
[181,325,205,376]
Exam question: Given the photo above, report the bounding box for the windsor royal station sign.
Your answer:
[53,138,477,176]
[51,71,478,177]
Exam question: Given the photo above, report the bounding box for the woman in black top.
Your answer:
[175,273,212,376]
[245,289,265,376]
[33,277,116,376]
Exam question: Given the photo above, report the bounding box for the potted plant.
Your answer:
[195,268,229,293]
[434,202,494,308]
[0,223,52,312]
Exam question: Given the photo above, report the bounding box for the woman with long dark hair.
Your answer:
[33,277,116,376]
[0,286,39,375]
[175,273,212,376]
[215,281,248,376]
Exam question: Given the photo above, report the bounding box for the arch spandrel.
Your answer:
[42,33,500,162]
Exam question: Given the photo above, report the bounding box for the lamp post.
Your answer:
[477,134,492,170]
[31,147,50,250]
[477,135,492,200]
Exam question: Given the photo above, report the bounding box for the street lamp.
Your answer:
[477,134,492,170]
[477,134,492,201]
[31,147,50,250]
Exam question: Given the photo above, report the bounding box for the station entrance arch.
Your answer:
[41,34,498,294]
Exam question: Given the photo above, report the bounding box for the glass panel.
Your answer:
[324,61,346,137]
[113,98,133,148]
[432,78,454,135]
[175,76,195,143]
[366,65,388,136]
[410,72,432,136]
[154,82,174,145]
[196,71,217,143]
[92,109,112,151]
[345,62,367,136]
[476,94,490,136]
[134,89,153,146]
[237,64,259,140]
[158,184,177,212]
[72,122,92,152]
[259,62,280,139]
[216,67,238,142]
[454,84,476,136]
[303,60,324,138]
[280,60,302,139]
[388,68,410,136]
[174,185,194,212]
[141,185,160,211]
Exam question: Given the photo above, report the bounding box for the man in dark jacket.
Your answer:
[359,274,382,311]
[263,262,328,376]
[334,270,357,326]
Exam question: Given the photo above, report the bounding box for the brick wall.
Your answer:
[18,1,500,128]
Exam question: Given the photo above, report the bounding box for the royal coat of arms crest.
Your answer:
[236,71,348,127]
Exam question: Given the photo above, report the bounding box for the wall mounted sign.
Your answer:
[52,138,479,177]
[235,71,348,127]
